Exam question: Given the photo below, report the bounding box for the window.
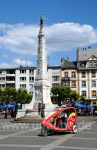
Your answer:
[91,71,96,78]
[92,91,96,98]
[71,72,76,78]
[82,81,86,87]
[29,84,33,89]
[0,70,6,74]
[64,81,69,87]
[64,72,68,78]
[92,81,96,87]
[94,62,97,67]
[0,77,5,81]
[52,76,59,81]
[29,92,33,94]
[72,81,76,88]
[20,77,26,81]
[81,72,86,78]
[0,84,5,88]
[20,84,26,89]
[52,83,60,86]
[81,63,86,68]
[90,63,93,67]
[29,77,34,82]
[29,70,34,75]
[20,70,26,74]
[82,91,86,97]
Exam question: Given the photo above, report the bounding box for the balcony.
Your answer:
[62,77,70,81]
[6,70,15,76]
[6,74,15,76]
[6,81,15,83]
[6,83,15,87]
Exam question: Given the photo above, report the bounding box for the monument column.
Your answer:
[16,14,56,119]
[26,14,55,114]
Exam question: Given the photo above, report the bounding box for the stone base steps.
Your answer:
[11,117,42,123]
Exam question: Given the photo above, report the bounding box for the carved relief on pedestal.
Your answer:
[35,89,42,101]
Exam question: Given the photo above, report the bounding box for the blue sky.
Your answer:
[0,0,97,67]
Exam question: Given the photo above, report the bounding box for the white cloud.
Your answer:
[0,63,13,68]
[13,58,33,66]
[0,22,97,56]
[0,59,33,68]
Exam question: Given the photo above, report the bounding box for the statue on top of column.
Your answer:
[40,14,44,28]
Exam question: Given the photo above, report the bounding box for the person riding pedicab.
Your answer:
[69,111,76,118]
[60,112,67,128]
[54,112,67,128]
[54,113,62,127]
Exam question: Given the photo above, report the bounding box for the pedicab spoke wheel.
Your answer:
[41,127,48,136]
[72,124,78,134]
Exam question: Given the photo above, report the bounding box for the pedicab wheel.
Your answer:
[72,124,78,134]
[41,127,48,136]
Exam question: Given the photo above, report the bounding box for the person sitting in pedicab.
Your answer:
[54,113,62,127]
[54,112,67,128]
[69,111,76,118]
[60,112,68,128]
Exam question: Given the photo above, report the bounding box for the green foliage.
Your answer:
[51,86,79,106]
[4,87,17,104]
[79,96,91,105]
[0,87,32,106]
[0,87,32,118]
[70,91,79,104]
[0,88,5,104]
[17,89,32,104]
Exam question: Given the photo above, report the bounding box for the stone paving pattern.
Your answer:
[0,117,96,150]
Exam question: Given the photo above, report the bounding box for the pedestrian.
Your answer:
[38,103,42,115]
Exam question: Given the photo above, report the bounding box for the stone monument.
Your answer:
[16,14,56,121]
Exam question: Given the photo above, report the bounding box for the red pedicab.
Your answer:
[41,106,78,136]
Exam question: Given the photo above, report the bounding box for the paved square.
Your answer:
[0,117,96,150]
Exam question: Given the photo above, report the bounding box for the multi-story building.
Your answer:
[61,58,78,93]
[77,47,97,105]
[1,47,97,105]
[0,69,15,89]
[0,66,61,94]
[48,66,61,87]
[15,67,35,94]
[0,69,6,89]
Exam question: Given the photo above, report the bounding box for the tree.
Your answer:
[79,96,91,105]
[69,91,79,105]
[0,88,4,105]
[51,86,79,106]
[14,88,32,113]
[1,87,17,118]
[51,86,71,106]
[16,88,32,104]
[0,87,33,118]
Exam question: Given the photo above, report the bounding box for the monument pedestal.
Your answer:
[14,109,42,123]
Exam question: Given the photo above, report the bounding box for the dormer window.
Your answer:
[90,63,93,67]
[80,62,86,68]
[94,62,97,67]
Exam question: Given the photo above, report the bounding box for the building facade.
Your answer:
[0,66,61,94]
[61,58,78,93]
[1,47,97,105]
[77,47,97,105]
